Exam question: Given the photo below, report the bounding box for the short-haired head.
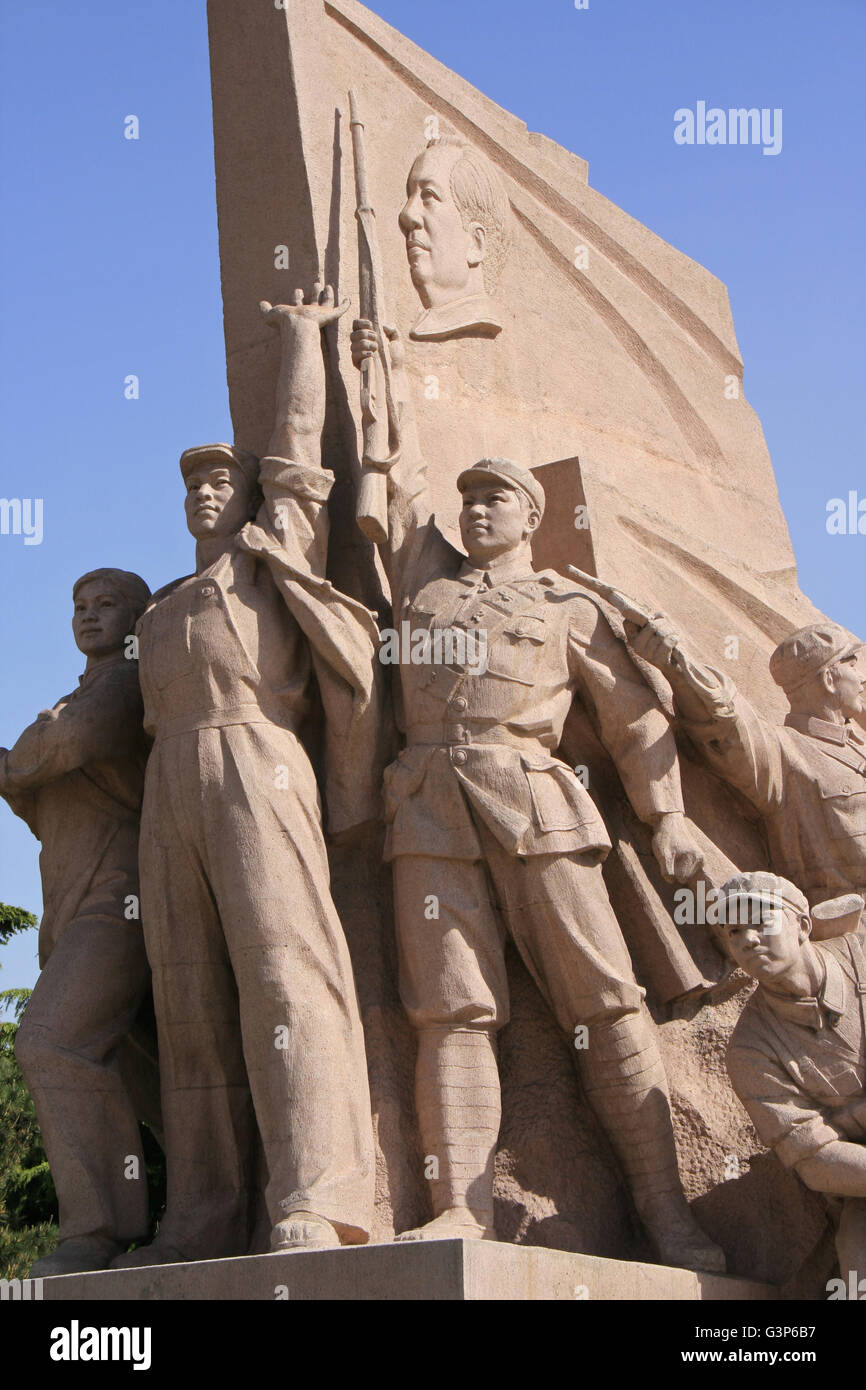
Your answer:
[456,457,545,521]
[72,569,151,622]
[716,871,809,931]
[770,622,863,712]
[424,136,512,293]
[180,443,262,538]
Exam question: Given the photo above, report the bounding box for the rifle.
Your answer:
[349,90,401,545]
[566,565,655,626]
[567,564,720,695]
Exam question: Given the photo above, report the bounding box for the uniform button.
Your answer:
[471,613,484,624]
[453,749,468,766]
[429,671,438,682]
[453,696,468,712]
[842,784,851,794]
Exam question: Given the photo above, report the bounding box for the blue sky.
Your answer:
[0,0,863,1001]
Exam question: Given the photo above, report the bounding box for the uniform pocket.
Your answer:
[521,755,594,832]
[140,595,195,692]
[383,751,429,824]
[819,784,866,841]
[484,618,547,687]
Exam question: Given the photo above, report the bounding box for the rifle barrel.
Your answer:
[349,90,370,211]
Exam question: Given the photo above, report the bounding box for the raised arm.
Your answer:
[630,614,785,810]
[256,285,350,578]
[260,285,348,467]
[350,319,457,607]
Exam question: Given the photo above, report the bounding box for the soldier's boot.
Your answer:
[581,1007,727,1275]
[396,1026,501,1242]
[31,1236,121,1278]
[269,1212,341,1252]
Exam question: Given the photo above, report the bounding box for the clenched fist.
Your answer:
[650,811,705,884]
[628,612,685,673]
[350,319,405,371]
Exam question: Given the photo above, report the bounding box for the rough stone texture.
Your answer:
[117,305,384,1267]
[177,0,850,1292]
[634,614,866,908]
[40,1239,777,1302]
[0,570,160,1276]
[721,878,866,1287]
[207,0,827,715]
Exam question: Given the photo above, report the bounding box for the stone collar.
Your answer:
[78,653,130,688]
[787,713,866,749]
[457,554,535,589]
[760,946,847,1031]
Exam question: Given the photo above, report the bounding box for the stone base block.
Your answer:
[41,1239,777,1301]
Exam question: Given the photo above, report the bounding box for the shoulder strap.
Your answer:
[845,934,866,1044]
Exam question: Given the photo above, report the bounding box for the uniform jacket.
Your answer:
[139,455,384,838]
[0,657,147,960]
[728,934,866,1170]
[676,667,866,904]
[380,450,684,861]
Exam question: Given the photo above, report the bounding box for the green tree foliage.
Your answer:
[0,905,57,1276]
[0,978,58,1278]
[0,902,38,949]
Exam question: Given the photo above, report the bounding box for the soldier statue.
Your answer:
[349,319,725,1273]
[1,568,156,1276]
[719,872,866,1287]
[633,616,866,910]
[114,287,382,1267]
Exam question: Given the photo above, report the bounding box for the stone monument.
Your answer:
[12,0,864,1301]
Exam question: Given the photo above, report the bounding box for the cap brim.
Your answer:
[180,444,258,485]
[810,893,865,941]
[716,892,788,926]
[457,467,522,493]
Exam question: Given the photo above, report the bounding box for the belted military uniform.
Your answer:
[1,656,154,1252]
[676,669,866,905]
[385,550,684,1034]
[378,452,707,1244]
[136,455,379,1256]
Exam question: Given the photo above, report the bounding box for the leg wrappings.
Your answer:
[580,1007,684,1202]
[415,1027,501,1220]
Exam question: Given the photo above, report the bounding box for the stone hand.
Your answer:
[650,812,705,884]
[350,318,405,371]
[628,612,684,671]
[260,283,350,332]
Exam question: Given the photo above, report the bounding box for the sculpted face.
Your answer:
[72,581,132,659]
[184,463,253,541]
[399,146,486,309]
[824,651,866,720]
[725,906,809,984]
[459,483,539,566]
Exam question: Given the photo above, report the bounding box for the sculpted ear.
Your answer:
[521,502,541,538]
[467,222,487,268]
